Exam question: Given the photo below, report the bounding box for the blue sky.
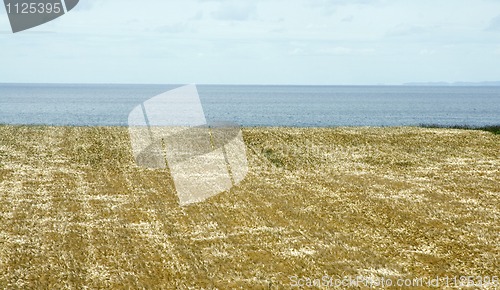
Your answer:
[1,0,500,85]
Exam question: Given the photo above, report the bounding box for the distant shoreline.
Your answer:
[403,81,500,86]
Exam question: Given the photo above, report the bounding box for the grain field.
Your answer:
[0,126,498,289]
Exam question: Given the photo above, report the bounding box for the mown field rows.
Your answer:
[0,126,498,288]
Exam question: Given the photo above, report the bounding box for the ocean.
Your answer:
[0,84,498,127]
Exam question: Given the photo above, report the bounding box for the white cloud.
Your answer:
[1,0,500,84]
[486,15,500,31]
[155,23,194,34]
[72,0,99,11]
[419,49,436,55]
[309,0,382,14]
[495,46,500,55]
[211,2,257,21]
[289,45,375,56]
[388,24,434,37]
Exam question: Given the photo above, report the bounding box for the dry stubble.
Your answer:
[0,126,498,289]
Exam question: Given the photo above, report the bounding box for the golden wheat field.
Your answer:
[0,125,498,289]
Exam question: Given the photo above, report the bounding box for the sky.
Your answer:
[1,0,500,85]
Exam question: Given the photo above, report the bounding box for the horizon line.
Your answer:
[1,81,500,87]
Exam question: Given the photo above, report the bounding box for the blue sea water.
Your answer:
[0,83,498,127]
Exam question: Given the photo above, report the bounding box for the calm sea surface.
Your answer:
[0,84,498,127]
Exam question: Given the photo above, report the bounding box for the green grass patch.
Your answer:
[419,124,500,135]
